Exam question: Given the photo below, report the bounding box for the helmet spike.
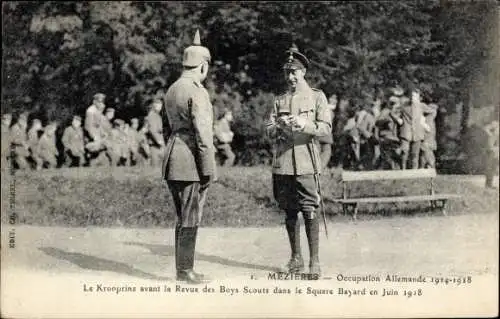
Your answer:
[193,29,201,46]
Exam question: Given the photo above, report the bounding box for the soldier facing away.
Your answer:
[62,115,85,167]
[266,44,332,277]
[399,88,426,169]
[84,93,109,166]
[161,29,215,284]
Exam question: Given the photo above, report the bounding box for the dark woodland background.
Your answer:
[2,1,499,172]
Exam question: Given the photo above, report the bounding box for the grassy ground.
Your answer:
[1,166,498,228]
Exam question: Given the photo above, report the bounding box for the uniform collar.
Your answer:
[181,73,203,87]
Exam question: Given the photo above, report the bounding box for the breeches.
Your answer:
[272,174,319,219]
[167,180,209,227]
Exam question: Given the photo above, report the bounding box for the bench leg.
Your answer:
[433,199,447,216]
[348,203,358,221]
[440,200,448,216]
[430,200,436,210]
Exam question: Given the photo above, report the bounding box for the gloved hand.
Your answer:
[289,115,307,131]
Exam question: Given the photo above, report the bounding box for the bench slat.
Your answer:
[342,168,437,182]
[331,194,460,204]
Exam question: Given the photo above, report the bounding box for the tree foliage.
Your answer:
[2,1,498,165]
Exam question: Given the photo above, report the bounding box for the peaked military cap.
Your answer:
[73,115,82,121]
[105,108,115,113]
[130,118,139,124]
[182,29,211,67]
[283,44,310,70]
[93,93,106,102]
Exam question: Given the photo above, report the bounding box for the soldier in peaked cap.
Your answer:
[161,29,215,284]
[62,115,85,167]
[265,44,332,277]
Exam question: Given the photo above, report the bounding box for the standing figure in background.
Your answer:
[162,29,215,284]
[84,93,108,166]
[1,113,12,170]
[36,122,59,169]
[317,94,337,170]
[371,96,383,169]
[399,88,426,169]
[266,44,331,277]
[340,108,360,170]
[483,119,499,189]
[10,112,30,170]
[375,96,403,170]
[146,99,165,167]
[27,119,44,170]
[356,103,377,170]
[420,103,438,168]
[214,109,236,167]
[62,115,85,167]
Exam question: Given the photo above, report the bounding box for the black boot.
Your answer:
[304,217,321,277]
[283,214,304,273]
[176,227,210,284]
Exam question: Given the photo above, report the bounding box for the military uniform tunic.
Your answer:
[162,74,216,181]
[267,83,331,175]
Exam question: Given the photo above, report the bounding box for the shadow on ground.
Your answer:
[39,247,170,281]
[123,242,281,273]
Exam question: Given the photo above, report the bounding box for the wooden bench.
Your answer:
[331,168,461,220]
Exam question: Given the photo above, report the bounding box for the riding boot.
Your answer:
[304,216,321,277]
[283,213,304,273]
[176,227,209,284]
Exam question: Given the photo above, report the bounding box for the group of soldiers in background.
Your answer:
[321,86,440,171]
[1,92,239,171]
[1,93,165,170]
